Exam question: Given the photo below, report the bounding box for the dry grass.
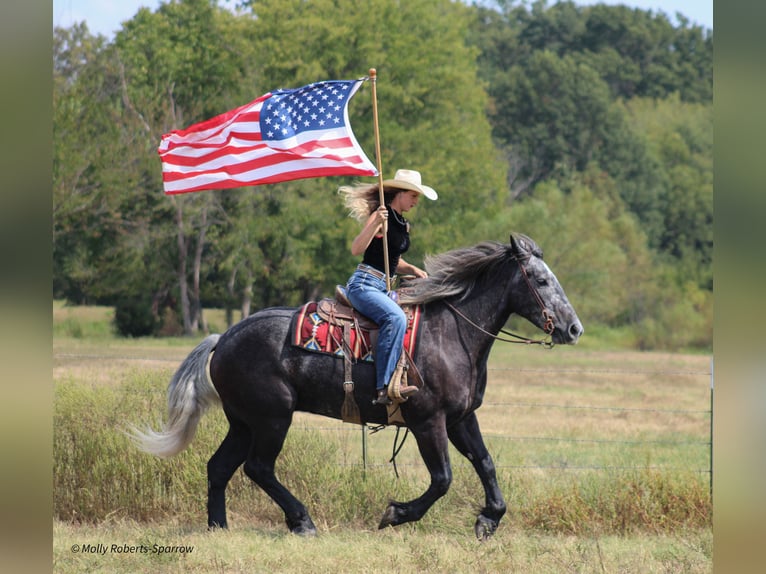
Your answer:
[52,304,712,572]
[53,519,712,573]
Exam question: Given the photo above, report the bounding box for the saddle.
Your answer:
[291,286,423,425]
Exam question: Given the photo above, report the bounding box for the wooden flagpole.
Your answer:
[368,68,391,291]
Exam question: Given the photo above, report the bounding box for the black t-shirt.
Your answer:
[362,205,410,276]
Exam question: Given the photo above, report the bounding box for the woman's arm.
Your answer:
[350,206,387,256]
[396,257,427,279]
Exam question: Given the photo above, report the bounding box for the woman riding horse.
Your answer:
[339,169,438,405]
[131,233,584,538]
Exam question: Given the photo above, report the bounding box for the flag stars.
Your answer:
[259,80,355,142]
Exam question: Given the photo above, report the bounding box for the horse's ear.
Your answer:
[510,233,528,260]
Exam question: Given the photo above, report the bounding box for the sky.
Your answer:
[53,0,713,39]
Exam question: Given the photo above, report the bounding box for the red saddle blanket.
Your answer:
[291,301,422,362]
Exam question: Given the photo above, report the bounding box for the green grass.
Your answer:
[52,303,713,572]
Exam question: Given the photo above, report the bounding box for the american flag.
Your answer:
[158,79,378,194]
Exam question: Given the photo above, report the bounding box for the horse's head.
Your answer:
[510,233,584,345]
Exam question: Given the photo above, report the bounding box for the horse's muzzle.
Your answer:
[554,319,584,345]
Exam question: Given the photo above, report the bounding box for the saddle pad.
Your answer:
[291,301,422,362]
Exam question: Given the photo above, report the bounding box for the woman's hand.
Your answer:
[351,206,388,256]
[373,205,388,226]
[398,258,428,279]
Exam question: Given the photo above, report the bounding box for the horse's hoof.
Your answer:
[378,502,403,529]
[292,525,317,537]
[474,514,498,540]
[288,515,318,537]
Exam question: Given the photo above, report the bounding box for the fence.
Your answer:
[54,353,713,494]
[289,361,714,495]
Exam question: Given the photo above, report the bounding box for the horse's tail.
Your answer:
[128,334,221,458]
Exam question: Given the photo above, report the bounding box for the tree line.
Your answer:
[53,0,712,350]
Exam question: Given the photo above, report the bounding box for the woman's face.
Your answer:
[393,190,420,212]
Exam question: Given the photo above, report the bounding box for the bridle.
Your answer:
[444,254,555,348]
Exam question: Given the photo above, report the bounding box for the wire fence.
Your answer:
[292,363,714,490]
[54,353,713,490]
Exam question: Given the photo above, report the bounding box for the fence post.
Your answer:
[709,357,714,501]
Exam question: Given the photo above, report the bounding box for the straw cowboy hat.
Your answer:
[382,169,438,201]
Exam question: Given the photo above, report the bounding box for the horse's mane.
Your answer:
[398,236,542,306]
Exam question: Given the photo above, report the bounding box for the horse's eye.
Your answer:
[536,277,548,287]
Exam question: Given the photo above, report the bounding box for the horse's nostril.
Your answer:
[569,323,583,337]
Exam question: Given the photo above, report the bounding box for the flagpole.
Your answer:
[368,68,391,291]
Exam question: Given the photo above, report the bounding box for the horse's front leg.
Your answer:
[379,414,452,529]
[447,411,506,540]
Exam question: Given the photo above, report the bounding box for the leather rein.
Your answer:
[444,256,555,348]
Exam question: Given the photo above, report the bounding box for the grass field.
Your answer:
[52,302,712,572]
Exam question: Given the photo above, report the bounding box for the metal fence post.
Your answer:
[710,357,714,501]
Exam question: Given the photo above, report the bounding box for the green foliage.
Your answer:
[472,0,712,103]
[113,295,160,337]
[501,177,649,326]
[52,0,712,350]
[244,0,507,252]
[621,95,713,289]
[489,49,617,194]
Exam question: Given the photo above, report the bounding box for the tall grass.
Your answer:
[54,373,710,534]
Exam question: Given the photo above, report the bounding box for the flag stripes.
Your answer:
[158,79,377,194]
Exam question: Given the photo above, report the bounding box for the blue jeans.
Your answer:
[346,268,406,391]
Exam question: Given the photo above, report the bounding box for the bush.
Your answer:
[113,296,158,337]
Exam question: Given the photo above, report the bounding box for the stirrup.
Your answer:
[398,385,419,398]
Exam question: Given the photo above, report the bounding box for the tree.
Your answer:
[581,3,712,103]
[622,95,713,290]
[108,0,257,334]
[53,23,148,304]
[240,0,507,257]
[500,175,652,326]
[53,0,712,349]
[489,50,616,197]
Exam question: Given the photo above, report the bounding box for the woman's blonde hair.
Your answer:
[339,183,402,223]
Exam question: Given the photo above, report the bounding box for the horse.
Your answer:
[130,233,583,539]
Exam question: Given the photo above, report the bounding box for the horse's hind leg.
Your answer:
[243,416,317,537]
[447,411,506,540]
[207,419,250,529]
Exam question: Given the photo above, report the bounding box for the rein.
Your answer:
[445,302,554,347]
[444,256,555,348]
